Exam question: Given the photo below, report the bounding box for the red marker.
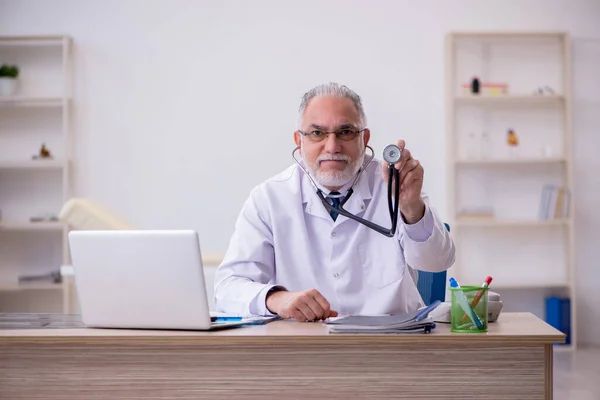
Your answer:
[461,276,493,323]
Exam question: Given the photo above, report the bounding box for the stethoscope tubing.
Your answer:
[292,146,400,237]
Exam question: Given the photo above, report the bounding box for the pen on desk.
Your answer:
[218,317,243,321]
[449,277,483,329]
[461,276,493,323]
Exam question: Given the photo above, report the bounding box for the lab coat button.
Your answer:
[361,204,365,211]
[334,273,340,278]
[331,231,336,237]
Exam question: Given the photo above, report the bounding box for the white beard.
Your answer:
[302,141,365,188]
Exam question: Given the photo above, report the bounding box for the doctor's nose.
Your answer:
[323,133,342,153]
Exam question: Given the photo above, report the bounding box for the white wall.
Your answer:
[0,0,599,344]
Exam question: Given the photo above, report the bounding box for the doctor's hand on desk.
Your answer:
[266,288,338,322]
[381,139,425,224]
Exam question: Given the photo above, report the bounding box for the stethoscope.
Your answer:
[292,144,402,238]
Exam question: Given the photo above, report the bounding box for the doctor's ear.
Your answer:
[294,131,302,148]
[363,129,371,146]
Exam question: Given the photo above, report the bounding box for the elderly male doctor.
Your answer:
[214,83,455,321]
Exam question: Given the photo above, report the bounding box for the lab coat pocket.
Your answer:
[358,242,403,288]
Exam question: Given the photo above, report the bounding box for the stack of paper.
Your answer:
[326,305,438,334]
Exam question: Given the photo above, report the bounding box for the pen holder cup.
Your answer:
[450,286,488,333]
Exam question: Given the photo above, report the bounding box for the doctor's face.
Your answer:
[294,96,370,190]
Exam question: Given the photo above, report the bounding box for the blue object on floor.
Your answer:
[545,296,571,345]
[545,296,562,330]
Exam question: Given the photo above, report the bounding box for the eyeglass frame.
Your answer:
[297,127,366,142]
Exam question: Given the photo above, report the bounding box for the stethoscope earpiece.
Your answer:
[383,144,402,164]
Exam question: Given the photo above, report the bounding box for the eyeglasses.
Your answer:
[298,128,365,142]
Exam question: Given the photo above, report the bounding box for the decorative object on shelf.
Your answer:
[32,143,53,160]
[0,64,19,96]
[29,213,59,223]
[533,85,556,96]
[538,185,570,220]
[462,81,509,96]
[470,76,480,94]
[18,270,62,285]
[506,129,519,157]
[480,131,491,159]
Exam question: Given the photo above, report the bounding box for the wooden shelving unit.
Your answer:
[0,35,72,313]
[445,32,576,349]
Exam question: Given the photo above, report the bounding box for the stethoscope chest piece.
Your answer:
[383,144,402,164]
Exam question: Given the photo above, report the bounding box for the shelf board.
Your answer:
[0,221,65,231]
[455,218,569,228]
[0,97,65,107]
[0,160,66,170]
[455,95,564,104]
[456,157,566,165]
[449,31,568,39]
[0,282,64,291]
[0,36,67,46]
[487,282,570,289]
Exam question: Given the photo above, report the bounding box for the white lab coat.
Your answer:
[214,156,455,316]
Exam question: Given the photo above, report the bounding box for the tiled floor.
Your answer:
[554,346,600,399]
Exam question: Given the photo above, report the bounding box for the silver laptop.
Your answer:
[68,229,245,331]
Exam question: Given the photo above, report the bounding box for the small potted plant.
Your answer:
[0,64,19,96]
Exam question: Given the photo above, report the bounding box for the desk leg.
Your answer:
[545,344,553,400]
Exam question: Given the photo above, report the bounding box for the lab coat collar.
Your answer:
[299,155,373,222]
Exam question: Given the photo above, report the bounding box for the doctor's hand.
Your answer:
[381,140,425,225]
[266,288,338,322]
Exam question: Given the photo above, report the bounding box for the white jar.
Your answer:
[0,77,18,96]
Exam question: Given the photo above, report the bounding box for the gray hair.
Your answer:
[297,82,367,129]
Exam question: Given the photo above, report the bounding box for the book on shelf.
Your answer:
[457,206,494,219]
[538,184,570,220]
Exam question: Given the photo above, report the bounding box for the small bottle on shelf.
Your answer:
[480,131,491,159]
[466,132,480,159]
[471,76,480,95]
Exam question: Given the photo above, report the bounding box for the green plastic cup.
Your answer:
[450,285,488,333]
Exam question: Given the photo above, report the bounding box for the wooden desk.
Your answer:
[0,312,565,399]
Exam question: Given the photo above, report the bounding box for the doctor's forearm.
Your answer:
[400,199,426,225]
[404,231,455,272]
[214,275,277,316]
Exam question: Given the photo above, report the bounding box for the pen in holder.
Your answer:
[449,283,488,333]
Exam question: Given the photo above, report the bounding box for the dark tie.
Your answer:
[328,191,341,221]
